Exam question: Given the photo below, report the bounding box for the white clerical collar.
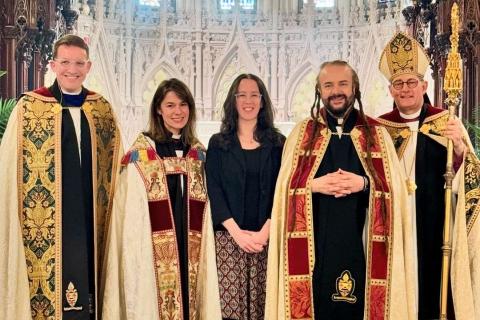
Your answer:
[172,134,181,139]
[61,88,82,95]
[399,108,421,120]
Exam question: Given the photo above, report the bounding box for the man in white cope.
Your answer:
[0,34,123,320]
[377,31,480,319]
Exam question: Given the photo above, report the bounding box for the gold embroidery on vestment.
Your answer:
[331,270,357,303]
[64,282,83,311]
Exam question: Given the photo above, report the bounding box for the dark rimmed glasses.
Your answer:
[391,79,420,90]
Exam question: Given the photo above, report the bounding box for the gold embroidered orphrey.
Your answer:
[331,270,358,304]
[64,282,83,311]
[18,92,120,319]
[127,134,208,320]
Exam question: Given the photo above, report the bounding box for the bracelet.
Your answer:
[362,176,369,192]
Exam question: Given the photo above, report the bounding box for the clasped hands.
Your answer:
[223,218,270,254]
[311,168,365,197]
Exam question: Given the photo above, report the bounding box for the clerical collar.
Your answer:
[49,80,87,108]
[399,108,421,123]
[171,134,181,139]
[61,88,82,95]
[325,106,357,139]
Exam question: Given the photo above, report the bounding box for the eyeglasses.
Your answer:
[54,59,89,68]
[391,79,420,90]
[235,93,262,101]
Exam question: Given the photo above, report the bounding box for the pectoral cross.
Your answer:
[336,118,344,139]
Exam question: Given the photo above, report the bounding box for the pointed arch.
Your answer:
[284,60,318,119]
[139,60,183,106]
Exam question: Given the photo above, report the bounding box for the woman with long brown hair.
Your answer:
[103,78,221,320]
[206,74,285,320]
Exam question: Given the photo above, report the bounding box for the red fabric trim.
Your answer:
[355,126,383,154]
[148,200,173,231]
[33,86,53,97]
[300,121,315,147]
[288,194,307,232]
[287,237,309,275]
[372,198,387,236]
[424,104,445,117]
[121,152,131,165]
[378,108,403,123]
[147,148,157,160]
[289,156,316,190]
[371,158,390,193]
[187,148,198,160]
[379,104,444,122]
[354,113,382,127]
[189,199,205,232]
[369,285,386,320]
[370,241,388,280]
[453,153,463,172]
[289,280,313,319]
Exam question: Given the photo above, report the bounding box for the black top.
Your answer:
[154,137,191,319]
[311,110,368,320]
[206,132,285,231]
[242,147,262,230]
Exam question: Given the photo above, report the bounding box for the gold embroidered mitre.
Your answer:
[379,32,430,81]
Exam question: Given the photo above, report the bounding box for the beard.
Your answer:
[322,94,355,117]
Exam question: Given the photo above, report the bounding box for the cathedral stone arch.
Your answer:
[140,62,183,107]
[212,53,248,121]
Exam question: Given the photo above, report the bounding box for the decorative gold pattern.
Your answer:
[83,96,121,295]
[465,152,480,233]
[379,32,430,81]
[283,119,330,320]
[130,134,208,320]
[18,92,120,320]
[351,126,394,318]
[64,282,83,311]
[283,119,394,319]
[19,95,61,319]
[152,231,182,319]
[443,3,462,101]
[331,270,357,303]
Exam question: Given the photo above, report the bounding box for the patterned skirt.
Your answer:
[215,230,268,320]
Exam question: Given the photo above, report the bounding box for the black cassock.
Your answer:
[312,110,369,320]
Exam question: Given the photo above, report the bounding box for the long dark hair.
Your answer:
[218,73,283,147]
[290,60,387,234]
[145,78,198,145]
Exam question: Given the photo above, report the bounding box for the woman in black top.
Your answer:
[206,74,285,320]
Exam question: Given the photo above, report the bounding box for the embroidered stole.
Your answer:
[284,120,394,319]
[124,134,208,320]
[379,111,480,234]
[18,92,120,319]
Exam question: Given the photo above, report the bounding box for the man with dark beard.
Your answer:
[265,60,415,319]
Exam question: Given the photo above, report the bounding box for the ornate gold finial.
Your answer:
[443,2,462,104]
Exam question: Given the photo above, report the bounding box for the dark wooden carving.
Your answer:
[0,0,78,99]
[406,0,479,126]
